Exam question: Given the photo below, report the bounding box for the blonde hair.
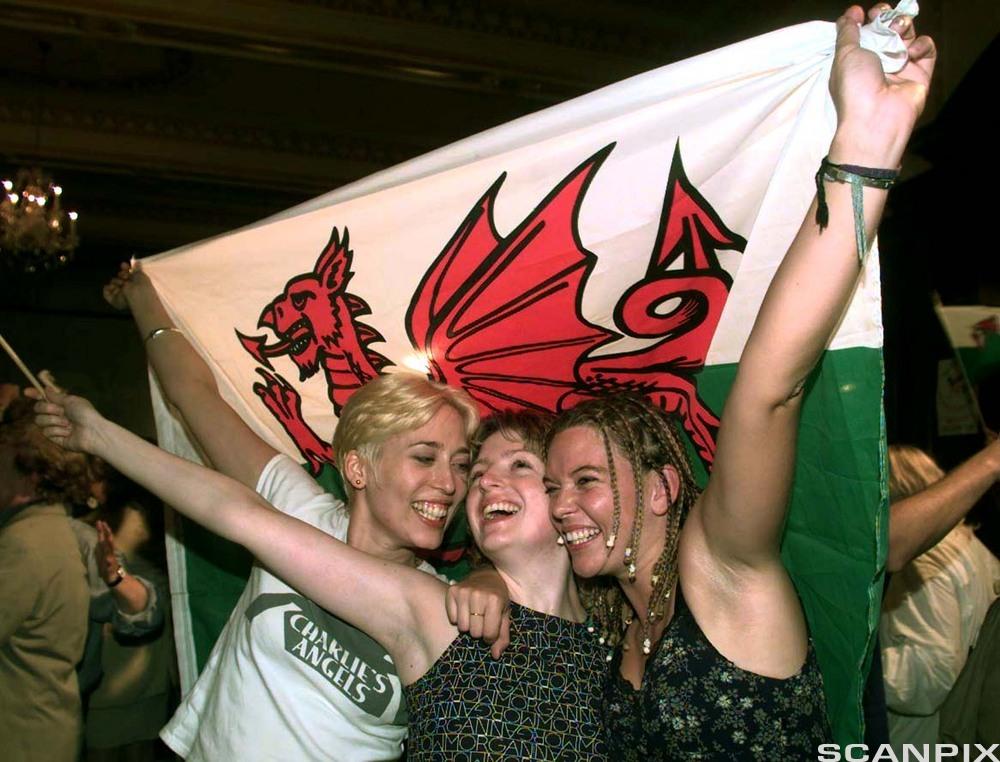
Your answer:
[887,444,945,501]
[333,373,479,479]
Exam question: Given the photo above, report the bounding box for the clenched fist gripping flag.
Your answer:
[145,21,889,743]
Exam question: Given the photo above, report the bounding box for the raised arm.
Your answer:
[696,6,935,567]
[105,264,276,487]
[888,440,1000,572]
[94,519,162,624]
[32,387,454,682]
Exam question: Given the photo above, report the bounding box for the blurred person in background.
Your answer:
[0,396,90,761]
[81,475,175,762]
[70,465,166,710]
[881,443,1000,750]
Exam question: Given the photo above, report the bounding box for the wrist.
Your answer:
[105,564,126,587]
[125,285,160,317]
[828,125,909,170]
[86,414,117,459]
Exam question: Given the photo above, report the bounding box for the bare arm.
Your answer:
[93,520,153,616]
[105,264,276,487]
[888,440,1000,572]
[33,388,454,681]
[696,8,935,569]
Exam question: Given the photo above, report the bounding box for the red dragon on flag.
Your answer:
[236,141,745,473]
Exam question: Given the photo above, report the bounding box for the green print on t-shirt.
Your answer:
[246,593,403,719]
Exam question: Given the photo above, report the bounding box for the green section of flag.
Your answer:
[958,333,1000,385]
[179,521,253,671]
[698,345,886,745]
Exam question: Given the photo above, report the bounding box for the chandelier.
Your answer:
[0,168,79,273]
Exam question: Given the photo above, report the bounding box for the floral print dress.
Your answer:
[603,586,830,761]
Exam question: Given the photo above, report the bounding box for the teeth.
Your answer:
[283,320,312,355]
[412,501,448,520]
[563,528,600,545]
[483,501,521,520]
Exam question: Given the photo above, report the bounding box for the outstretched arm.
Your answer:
[32,387,454,681]
[888,440,1000,572]
[696,6,935,568]
[105,264,276,487]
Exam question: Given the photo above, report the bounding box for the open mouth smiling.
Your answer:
[483,501,522,521]
[561,527,601,547]
[412,500,449,525]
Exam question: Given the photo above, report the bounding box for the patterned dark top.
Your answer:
[604,587,831,761]
[405,602,609,761]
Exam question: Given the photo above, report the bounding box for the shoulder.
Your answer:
[256,454,348,527]
[908,525,983,580]
[256,453,321,497]
[3,506,75,551]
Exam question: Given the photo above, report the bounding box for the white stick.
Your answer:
[0,333,47,398]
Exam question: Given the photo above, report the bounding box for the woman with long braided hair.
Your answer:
[544,6,936,759]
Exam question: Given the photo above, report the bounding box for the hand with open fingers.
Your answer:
[446,567,512,659]
[829,4,936,166]
[95,520,122,585]
[26,382,105,454]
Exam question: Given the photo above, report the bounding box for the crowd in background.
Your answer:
[0,386,177,761]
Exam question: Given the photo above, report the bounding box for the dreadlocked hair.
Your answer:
[548,394,700,651]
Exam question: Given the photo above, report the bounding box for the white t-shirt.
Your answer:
[161,454,437,761]
[881,523,1000,750]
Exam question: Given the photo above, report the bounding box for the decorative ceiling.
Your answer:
[0,0,993,257]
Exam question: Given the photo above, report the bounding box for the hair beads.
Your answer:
[550,394,699,653]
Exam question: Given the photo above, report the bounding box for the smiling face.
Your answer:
[359,403,471,551]
[466,430,555,562]
[544,424,645,580]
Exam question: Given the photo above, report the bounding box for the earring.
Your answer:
[556,535,565,546]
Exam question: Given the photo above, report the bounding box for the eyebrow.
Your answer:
[542,463,606,482]
[473,447,533,465]
[408,441,470,455]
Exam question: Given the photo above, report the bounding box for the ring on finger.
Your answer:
[470,612,485,617]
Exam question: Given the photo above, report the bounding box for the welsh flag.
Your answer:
[144,21,890,743]
[935,303,1000,388]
